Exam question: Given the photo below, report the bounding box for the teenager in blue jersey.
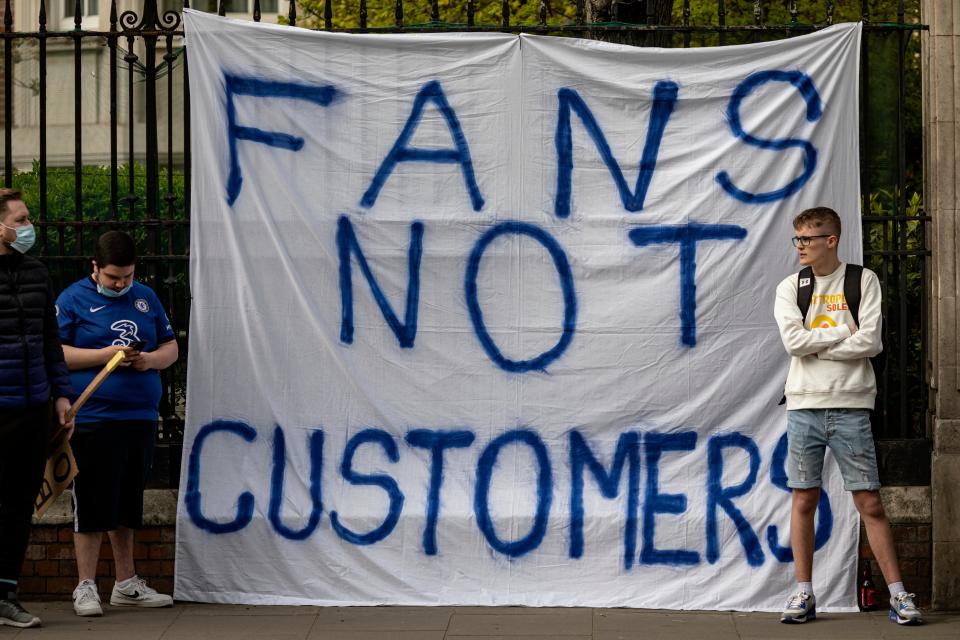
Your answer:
[57,231,178,617]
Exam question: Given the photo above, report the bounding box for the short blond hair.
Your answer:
[793,206,841,237]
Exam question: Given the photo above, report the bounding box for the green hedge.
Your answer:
[12,162,187,273]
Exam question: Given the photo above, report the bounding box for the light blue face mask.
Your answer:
[1,222,36,254]
[96,274,132,298]
[97,283,131,298]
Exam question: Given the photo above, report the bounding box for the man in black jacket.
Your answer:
[0,189,74,628]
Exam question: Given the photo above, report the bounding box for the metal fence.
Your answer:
[1,0,930,486]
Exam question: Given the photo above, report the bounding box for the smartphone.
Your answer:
[127,340,147,351]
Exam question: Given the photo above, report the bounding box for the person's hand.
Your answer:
[131,350,153,372]
[55,396,75,440]
[102,344,133,366]
[119,344,145,367]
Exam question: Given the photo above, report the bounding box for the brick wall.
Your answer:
[859,522,933,608]
[20,522,931,606]
[17,489,178,600]
[18,488,934,608]
[18,525,176,600]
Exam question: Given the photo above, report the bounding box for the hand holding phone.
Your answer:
[119,341,147,367]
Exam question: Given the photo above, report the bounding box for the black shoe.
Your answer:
[0,593,41,628]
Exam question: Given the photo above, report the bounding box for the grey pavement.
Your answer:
[1,602,958,639]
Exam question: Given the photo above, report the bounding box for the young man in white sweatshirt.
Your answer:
[774,207,922,625]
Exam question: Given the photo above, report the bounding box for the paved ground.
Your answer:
[1,603,958,639]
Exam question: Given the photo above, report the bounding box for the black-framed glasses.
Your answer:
[791,235,833,247]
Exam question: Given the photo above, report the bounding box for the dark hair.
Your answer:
[0,189,23,218]
[94,230,137,268]
[793,207,842,237]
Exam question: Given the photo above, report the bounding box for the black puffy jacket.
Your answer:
[0,252,73,409]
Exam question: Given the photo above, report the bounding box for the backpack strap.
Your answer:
[844,264,864,327]
[796,266,814,323]
[780,266,817,406]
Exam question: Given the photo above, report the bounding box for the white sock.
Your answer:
[888,581,906,597]
[116,575,139,589]
[77,579,95,588]
[798,582,813,596]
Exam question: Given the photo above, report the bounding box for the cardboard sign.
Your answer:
[34,432,77,518]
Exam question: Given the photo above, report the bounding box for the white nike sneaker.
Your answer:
[110,576,173,608]
[72,580,103,617]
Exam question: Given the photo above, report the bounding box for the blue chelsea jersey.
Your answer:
[57,277,175,425]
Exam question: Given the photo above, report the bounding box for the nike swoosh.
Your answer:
[90,305,106,313]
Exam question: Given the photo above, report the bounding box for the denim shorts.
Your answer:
[786,408,881,491]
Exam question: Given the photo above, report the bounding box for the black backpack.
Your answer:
[778,264,886,406]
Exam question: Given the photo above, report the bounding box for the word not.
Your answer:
[185,421,833,570]
[339,217,747,366]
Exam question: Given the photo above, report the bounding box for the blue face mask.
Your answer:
[96,275,132,298]
[97,283,131,298]
[2,222,36,254]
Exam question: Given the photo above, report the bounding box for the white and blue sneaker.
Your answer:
[889,592,923,625]
[780,591,816,624]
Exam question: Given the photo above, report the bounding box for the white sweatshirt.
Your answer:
[774,263,882,410]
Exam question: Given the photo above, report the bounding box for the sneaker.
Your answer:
[72,580,103,617]
[110,576,173,608]
[889,592,923,625]
[0,593,41,628]
[780,591,816,624]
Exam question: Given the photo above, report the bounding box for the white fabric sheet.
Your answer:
[177,10,863,611]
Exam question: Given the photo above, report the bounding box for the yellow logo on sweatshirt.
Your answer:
[812,314,837,329]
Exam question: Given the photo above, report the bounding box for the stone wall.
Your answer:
[921,0,960,611]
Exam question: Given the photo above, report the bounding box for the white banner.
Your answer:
[177,10,862,611]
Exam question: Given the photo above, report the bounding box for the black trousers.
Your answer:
[0,403,51,582]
